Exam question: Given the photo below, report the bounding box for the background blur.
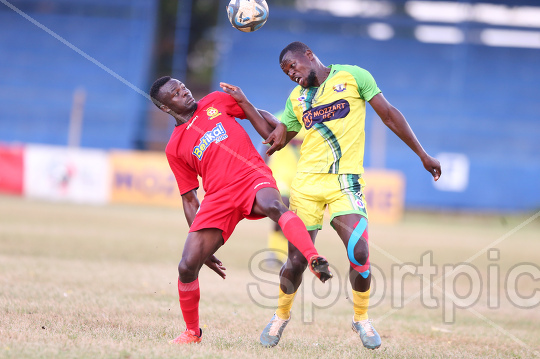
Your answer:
[0,0,539,213]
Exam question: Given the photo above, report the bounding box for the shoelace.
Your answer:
[360,319,375,337]
[268,315,288,336]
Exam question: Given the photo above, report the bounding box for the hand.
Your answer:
[220,82,247,104]
[422,155,441,181]
[264,123,287,156]
[204,255,226,279]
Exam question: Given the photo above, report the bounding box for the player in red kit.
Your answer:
[149,76,333,345]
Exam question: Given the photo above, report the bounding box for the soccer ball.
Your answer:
[227,0,269,33]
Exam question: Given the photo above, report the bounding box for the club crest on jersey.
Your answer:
[206,106,221,120]
[333,83,347,93]
[297,94,308,112]
[192,122,228,160]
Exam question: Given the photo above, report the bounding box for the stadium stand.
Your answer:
[0,0,156,149]
[214,6,540,211]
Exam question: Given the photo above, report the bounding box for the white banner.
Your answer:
[24,144,110,204]
[433,152,470,192]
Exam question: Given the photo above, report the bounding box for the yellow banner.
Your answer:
[109,151,182,208]
[108,151,404,222]
[363,169,405,224]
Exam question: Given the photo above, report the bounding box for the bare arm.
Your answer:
[181,189,200,227]
[220,83,298,155]
[369,93,441,180]
[220,82,275,139]
[258,110,299,155]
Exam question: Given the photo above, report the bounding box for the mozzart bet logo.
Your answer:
[192,122,228,160]
[302,99,350,129]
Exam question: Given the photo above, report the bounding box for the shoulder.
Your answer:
[165,128,182,155]
[165,141,179,160]
[206,91,233,102]
[194,92,228,108]
[331,64,372,78]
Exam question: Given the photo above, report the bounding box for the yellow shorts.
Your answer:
[268,145,300,197]
[290,172,368,230]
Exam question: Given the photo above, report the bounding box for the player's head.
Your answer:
[150,76,197,117]
[279,41,317,88]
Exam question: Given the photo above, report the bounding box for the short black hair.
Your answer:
[149,76,171,108]
[279,41,311,64]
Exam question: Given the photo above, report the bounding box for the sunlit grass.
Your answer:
[1,195,539,358]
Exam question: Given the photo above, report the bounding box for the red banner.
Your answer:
[0,143,24,195]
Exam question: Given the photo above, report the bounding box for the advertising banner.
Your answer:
[0,143,24,195]
[363,169,405,224]
[109,151,182,208]
[24,144,110,204]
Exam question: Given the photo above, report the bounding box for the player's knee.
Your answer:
[177,259,197,281]
[351,243,369,266]
[267,198,286,218]
[347,218,369,266]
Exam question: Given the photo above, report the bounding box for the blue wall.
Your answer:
[0,0,156,149]
[213,7,540,212]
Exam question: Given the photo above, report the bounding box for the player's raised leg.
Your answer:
[251,187,332,282]
[332,213,381,350]
[170,228,225,345]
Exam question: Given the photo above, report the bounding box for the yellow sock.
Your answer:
[352,289,370,322]
[268,231,288,263]
[276,287,296,320]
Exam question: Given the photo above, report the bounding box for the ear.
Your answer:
[159,105,171,114]
[305,49,314,60]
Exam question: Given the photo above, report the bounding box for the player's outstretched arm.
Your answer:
[369,93,441,181]
[219,82,275,138]
[258,110,291,155]
[181,189,200,227]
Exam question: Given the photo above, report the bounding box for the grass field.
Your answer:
[1,194,539,358]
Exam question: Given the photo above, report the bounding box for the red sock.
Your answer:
[178,278,200,334]
[278,211,318,261]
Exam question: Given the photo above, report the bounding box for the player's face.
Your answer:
[280,50,316,88]
[159,79,197,115]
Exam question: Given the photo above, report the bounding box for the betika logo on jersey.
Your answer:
[302,99,350,129]
[192,122,228,160]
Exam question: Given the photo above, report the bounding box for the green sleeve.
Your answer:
[348,65,381,101]
[280,97,302,132]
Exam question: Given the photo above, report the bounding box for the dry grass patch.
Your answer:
[1,195,539,358]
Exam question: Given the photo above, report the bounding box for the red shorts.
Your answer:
[189,171,278,242]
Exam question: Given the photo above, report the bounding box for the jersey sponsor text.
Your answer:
[192,122,228,160]
[302,99,350,129]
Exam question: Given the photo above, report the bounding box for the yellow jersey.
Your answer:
[281,64,381,175]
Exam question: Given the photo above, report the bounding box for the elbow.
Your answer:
[380,112,394,127]
[380,106,400,128]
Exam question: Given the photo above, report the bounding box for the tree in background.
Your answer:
[153,0,295,96]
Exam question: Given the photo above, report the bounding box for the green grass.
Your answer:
[1,194,539,358]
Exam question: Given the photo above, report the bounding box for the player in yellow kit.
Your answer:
[266,112,304,264]
[252,41,442,350]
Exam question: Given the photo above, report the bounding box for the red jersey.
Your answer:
[166,91,272,196]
